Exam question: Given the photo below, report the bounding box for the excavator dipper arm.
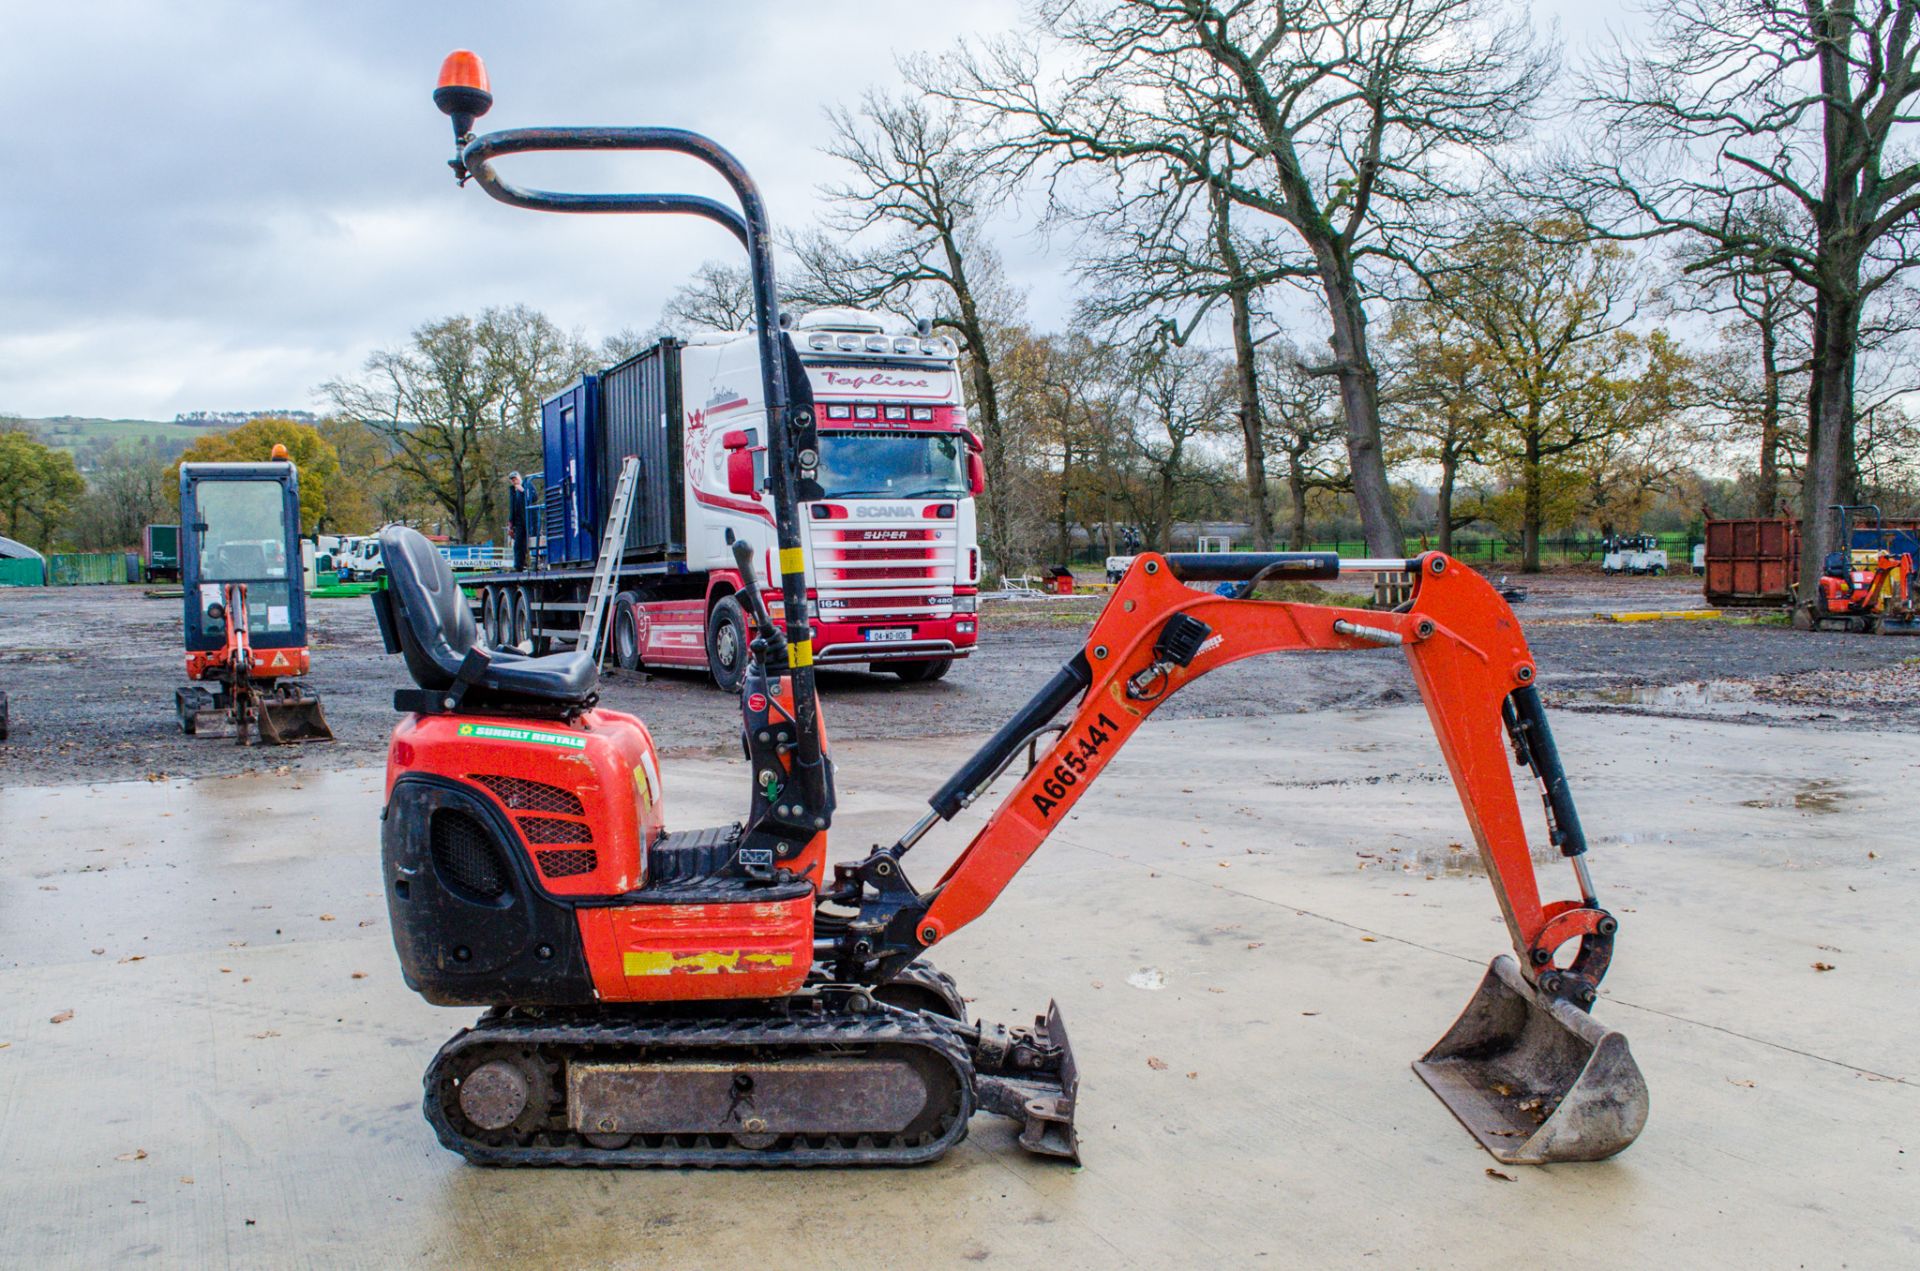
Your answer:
[835,551,1647,1164]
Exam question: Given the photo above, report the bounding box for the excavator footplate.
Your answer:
[1414,956,1648,1164]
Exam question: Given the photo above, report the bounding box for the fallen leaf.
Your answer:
[116,1149,148,1162]
[1300,1011,1320,1017]
[1485,1168,1516,1182]
[1146,1056,1169,1071]
[319,914,336,922]
[1089,980,1104,989]
[1868,850,1878,859]
[0,1041,11,1049]
[118,955,145,964]
[351,972,368,980]
[1813,962,1836,972]
[220,968,232,974]
[1246,942,1263,950]
[1727,1078,1756,1088]
[251,1030,281,1040]
[1206,986,1224,994]
[357,919,376,928]
[1185,1072,1198,1080]
[179,1176,194,1185]
[1360,936,1378,943]
[90,948,105,956]
[49,1010,73,1025]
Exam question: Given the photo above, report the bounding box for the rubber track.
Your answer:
[423,1004,976,1168]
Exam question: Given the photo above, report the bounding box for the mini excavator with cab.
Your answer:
[370,51,1649,1170]
[176,447,333,745]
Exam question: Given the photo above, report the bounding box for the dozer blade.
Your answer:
[1413,955,1647,1165]
[257,693,335,745]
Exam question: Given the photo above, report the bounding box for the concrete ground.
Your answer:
[0,708,1914,1269]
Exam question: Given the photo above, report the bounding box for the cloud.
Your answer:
[0,0,1023,418]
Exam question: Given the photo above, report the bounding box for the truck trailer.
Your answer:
[469,307,984,688]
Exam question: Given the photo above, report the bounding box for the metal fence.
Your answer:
[1063,533,1701,568]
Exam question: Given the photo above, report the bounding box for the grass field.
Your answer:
[22,415,221,453]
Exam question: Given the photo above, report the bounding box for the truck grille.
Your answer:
[807,522,958,619]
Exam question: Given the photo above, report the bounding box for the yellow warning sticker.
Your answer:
[779,546,806,575]
[623,950,796,977]
[788,639,814,668]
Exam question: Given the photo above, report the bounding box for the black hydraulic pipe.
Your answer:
[1504,685,1588,858]
[928,653,1092,820]
[1163,552,1346,582]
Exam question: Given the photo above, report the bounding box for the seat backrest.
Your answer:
[380,526,475,691]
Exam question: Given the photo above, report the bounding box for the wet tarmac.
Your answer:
[1,709,1914,1268]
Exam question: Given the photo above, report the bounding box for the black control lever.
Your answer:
[731,539,789,669]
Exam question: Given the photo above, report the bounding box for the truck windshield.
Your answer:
[815,431,969,499]
[196,480,288,581]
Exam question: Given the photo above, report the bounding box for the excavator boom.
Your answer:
[836,550,1647,1165]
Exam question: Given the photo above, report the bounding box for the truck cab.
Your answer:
[698,309,983,679]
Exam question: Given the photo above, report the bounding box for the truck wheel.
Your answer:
[891,658,952,683]
[511,589,533,653]
[1651,565,1666,576]
[613,592,642,671]
[705,595,750,692]
[480,588,501,648]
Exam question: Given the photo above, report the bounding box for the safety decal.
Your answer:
[455,722,587,750]
[623,950,796,976]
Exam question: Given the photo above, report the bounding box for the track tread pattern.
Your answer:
[423,1002,975,1168]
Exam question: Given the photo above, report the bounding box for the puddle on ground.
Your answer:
[1741,777,1851,815]
[1576,679,1846,721]
[1354,839,1562,879]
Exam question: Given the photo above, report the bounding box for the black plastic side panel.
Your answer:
[382,775,596,1007]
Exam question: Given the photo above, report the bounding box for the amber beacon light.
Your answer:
[433,49,493,141]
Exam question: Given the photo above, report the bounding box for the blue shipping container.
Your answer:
[541,376,600,566]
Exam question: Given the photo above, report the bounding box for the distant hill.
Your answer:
[21,416,219,451]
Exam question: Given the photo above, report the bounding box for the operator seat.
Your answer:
[376,525,597,708]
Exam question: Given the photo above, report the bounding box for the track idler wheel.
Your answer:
[446,1046,554,1141]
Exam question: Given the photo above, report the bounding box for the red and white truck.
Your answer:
[471,307,984,688]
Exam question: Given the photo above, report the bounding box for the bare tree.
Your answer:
[790,88,1022,562]
[324,307,593,542]
[1114,342,1236,550]
[1257,342,1349,549]
[662,260,757,332]
[1072,143,1313,548]
[1570,0,1920,611]
[936,0,1552,556]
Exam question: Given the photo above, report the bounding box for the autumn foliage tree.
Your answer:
[169,417,340,533]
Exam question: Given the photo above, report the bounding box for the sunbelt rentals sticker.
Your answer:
[456,722,587,750]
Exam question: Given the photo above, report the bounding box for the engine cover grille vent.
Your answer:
[536,849,598,878]
[518,816,593,844]
[430,809,507,899]
[469,774,585,816]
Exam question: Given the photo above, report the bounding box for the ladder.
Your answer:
[579,455,640,662]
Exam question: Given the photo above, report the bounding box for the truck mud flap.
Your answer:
[1414,955,1647,1165]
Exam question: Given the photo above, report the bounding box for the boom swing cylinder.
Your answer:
[399,49,1644,1171]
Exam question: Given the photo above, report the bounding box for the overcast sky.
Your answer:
[0,0,1624,421]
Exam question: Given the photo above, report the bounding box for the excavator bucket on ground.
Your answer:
[256,687,334,745]
[1414,955,1649,1165]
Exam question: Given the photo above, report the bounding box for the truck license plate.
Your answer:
[863,627,913,642]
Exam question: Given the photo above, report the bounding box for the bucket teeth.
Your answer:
[1413,955,1648,1165]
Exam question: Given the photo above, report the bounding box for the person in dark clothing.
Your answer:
[507,471,530,570]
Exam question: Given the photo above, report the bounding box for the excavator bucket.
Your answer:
[257,690,335,745]
[1414,956,1648,1165]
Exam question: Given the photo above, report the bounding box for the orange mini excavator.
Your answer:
[370,51,1648,1170]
